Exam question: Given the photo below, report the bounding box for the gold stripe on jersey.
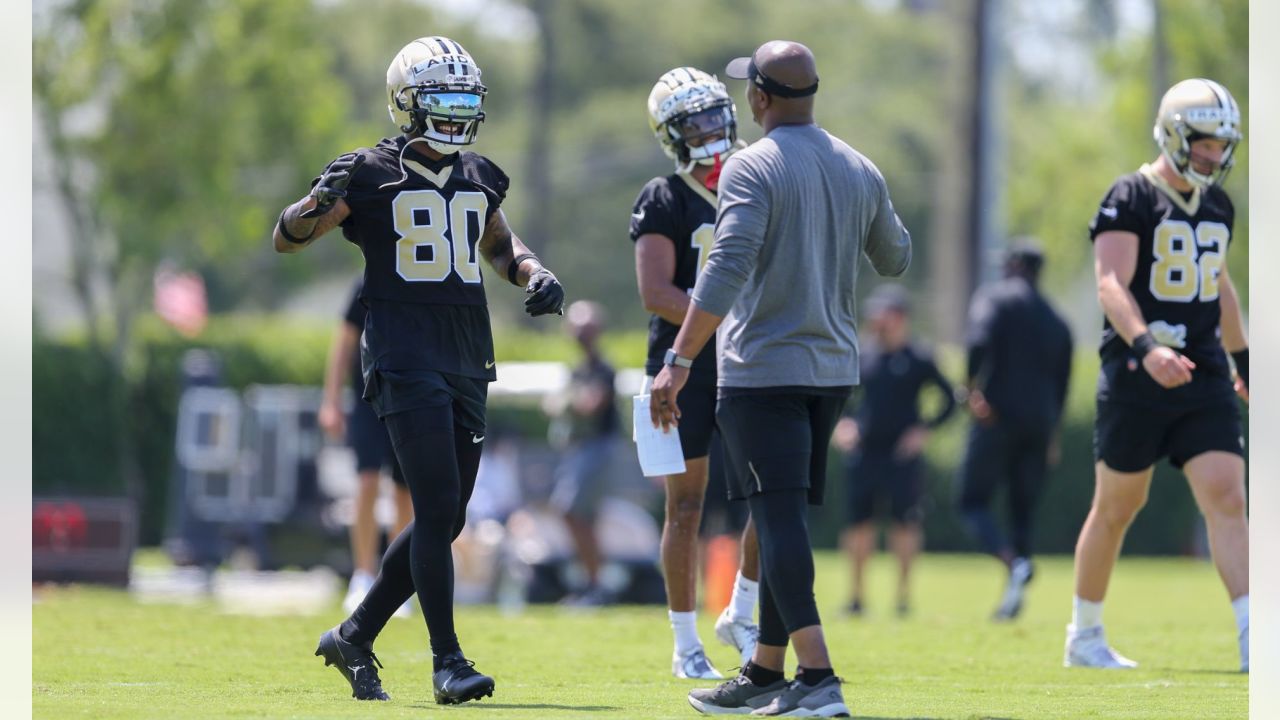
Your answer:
[1139,162,1200,216]
[404,158,455,188]
[675,170,719,209]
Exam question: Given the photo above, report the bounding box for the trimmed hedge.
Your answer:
[34,315,1242,553]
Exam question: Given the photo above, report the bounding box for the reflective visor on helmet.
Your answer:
[416,90,484,119]
[674,106,731,143]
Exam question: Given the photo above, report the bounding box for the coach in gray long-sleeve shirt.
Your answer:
[650,41,912,717]
[694,122,911,388]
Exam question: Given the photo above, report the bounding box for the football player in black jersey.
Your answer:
[631,67,760,680]
[275,37,565,704]
[1066,79,1248,672]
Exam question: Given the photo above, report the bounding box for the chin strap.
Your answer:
[704,153,724,192]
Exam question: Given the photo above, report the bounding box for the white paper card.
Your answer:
[632,394,686,477]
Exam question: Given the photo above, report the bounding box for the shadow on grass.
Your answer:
[411,703,620,712]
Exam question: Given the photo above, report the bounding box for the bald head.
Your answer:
[753,41,818,92]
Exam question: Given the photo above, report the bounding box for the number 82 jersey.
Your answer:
[1089,162,1236,386]
[630,172,719,377]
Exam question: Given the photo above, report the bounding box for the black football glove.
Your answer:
[301,153,364,218]
[524,267,565,317]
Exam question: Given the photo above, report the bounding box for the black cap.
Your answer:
[724,54,818,98]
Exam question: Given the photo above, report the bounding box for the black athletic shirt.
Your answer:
[629,172,719,377]
[1088,165,1235,395]
[316,136,509,381]
[966,276,1073,430]
[852,343,956,452]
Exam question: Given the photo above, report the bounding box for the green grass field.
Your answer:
[33,552,1246,719]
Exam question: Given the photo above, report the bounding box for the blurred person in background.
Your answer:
[319,277,413,617]
[546,300,621,606]
[832,283,955,618]
[958,241,1072,621]
[275,36,565,705]
[632,66,760,680]
[653,40,911,717]
[1067,79,1248,671]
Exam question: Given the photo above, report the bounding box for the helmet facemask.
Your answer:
[393,86,487,155]
[664,103,737,166]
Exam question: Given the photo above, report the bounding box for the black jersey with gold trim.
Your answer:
[1089,164,1236,395]
[316,136,509,381]
[629,172,719,376]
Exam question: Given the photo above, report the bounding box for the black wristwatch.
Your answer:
[663,348,694,369]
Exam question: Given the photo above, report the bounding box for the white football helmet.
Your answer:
[386,36,487,155]
[647,67,738,169]
[1153,78,1242,188]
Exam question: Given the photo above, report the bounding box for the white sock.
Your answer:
[1072,596,1103,631]
[669,610,701,655]
[730,571,759,623]
[1232,595,1249,634]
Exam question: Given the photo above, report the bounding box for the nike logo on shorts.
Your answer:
[485,360,496,369]
[472,434,485,444]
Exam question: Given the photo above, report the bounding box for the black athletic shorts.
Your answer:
[347,399,406,486]
[1094,399,1243,472]
[363,368,488,435]
[675,371,718,460]
[699,429,750,537]
[846,450,924,525]
[715,387,851,505]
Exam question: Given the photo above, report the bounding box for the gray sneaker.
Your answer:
[751,675,850,717]
[688,673,788,715]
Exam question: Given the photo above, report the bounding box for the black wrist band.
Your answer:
[277,210,314,244]
[1231,349,1249,387]
[1131,331,1159,359]
[508,253,540,285]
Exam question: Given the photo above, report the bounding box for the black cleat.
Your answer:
[315,625,390,701]
[432,651,495,705]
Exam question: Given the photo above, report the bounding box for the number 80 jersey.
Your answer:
[630,172,719,377]
[1089,163,1236,379]
[324,136,510,306]
[317,136,510,380]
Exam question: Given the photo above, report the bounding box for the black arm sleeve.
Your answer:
[922,357,957,428]
[1053,321,1074,417]
[965,288,996,384]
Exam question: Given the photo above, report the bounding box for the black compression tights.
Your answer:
[341,404,482,662]
[747,488,821,648]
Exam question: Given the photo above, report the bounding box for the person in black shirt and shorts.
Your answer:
[275,37,565,704]
[319,278,413,617]
[832,284,955,618]
[1065,79,1249,672]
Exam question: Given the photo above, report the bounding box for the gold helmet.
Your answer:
[647,67,738,169]
[386,36,487,155]
[1153,78,1242,188]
